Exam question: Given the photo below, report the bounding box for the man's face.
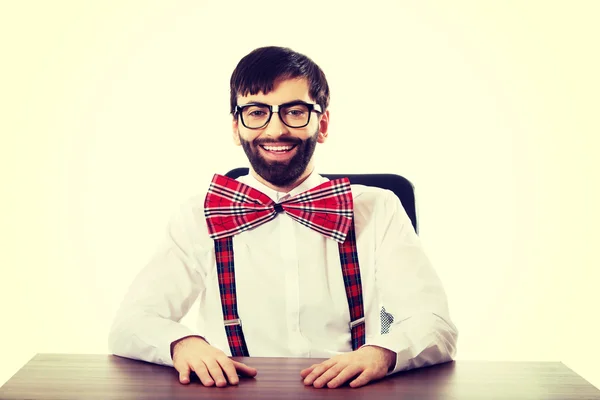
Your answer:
[232,78,329,188]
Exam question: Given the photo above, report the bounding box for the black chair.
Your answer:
[225,167,418,233]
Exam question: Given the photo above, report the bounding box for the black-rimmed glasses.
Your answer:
[234,101,322,129]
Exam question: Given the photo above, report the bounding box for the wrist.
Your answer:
[170,335,206,359]
[362,344,397,372]
[384,348,397,371]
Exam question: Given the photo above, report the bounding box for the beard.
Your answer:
[238,128,319,187]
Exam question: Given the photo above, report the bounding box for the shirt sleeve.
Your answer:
[108,200,207,367]
[362,190,459,375]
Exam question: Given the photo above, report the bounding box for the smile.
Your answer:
[259,144,297,153]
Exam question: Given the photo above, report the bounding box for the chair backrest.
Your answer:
[225,167,418,233]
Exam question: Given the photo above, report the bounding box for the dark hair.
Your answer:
[230,46,330,116]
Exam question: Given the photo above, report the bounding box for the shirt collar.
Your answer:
[239,169,328,202]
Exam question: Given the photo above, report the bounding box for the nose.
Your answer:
[263,112,289,137]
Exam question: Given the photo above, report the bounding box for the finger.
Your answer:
[327,365,363,389]
[217,357,240,385]
[303,360,337,386]
[300,364,318,378]
[190,362,214,387]
[174,361,191,385]
[312,364,344,389]
[205,359,228,387]
[349,369,375,388]
[232,360,258,377]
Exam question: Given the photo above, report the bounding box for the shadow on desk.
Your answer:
[1,354,599,400]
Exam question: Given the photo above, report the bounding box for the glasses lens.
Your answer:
[281,103,310,128]
[241,105,270,128]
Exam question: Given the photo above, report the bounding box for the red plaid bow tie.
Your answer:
[204,174,354,243]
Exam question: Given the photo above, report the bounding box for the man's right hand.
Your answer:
[172,336,258,387]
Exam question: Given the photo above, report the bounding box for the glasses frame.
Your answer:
[234,101,323,130]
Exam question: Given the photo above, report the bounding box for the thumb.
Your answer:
[232,360,258,377]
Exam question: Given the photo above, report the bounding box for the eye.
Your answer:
[243,106,269,119]
[249,110,267,117]
[283,105,309,118]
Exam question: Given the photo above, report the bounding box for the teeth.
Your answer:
[262,145,294,151]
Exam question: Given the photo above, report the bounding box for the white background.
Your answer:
[2,0,599,389]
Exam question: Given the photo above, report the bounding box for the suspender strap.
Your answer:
[339,221,366,350]
[214,236,249,357]
[215,222,366,356]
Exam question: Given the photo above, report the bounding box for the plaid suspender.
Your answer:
[214,221,366,357]
[214,236,250,357]
[338,221,366,351]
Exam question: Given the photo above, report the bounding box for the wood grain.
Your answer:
[0,354,599,399]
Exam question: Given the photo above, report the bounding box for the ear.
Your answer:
[232,117,241,146]
[317,110,330,144]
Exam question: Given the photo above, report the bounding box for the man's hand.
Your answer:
[172,336,257,387]
[300,346,396,389]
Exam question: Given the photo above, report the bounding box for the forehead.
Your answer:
[237,78,313,105]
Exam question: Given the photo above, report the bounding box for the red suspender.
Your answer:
[338,222,366,351]
[214,236,249,357]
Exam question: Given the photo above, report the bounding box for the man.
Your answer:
[108,46,458,389]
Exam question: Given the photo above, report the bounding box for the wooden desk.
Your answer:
[1,354,598,399]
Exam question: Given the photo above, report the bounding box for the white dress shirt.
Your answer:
[108,171,458,375]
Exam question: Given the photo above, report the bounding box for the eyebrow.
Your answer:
[239,99,310,107]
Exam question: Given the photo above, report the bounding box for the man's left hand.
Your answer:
[300,346,396,389]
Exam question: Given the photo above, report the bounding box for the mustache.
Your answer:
[253,137,302,146]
